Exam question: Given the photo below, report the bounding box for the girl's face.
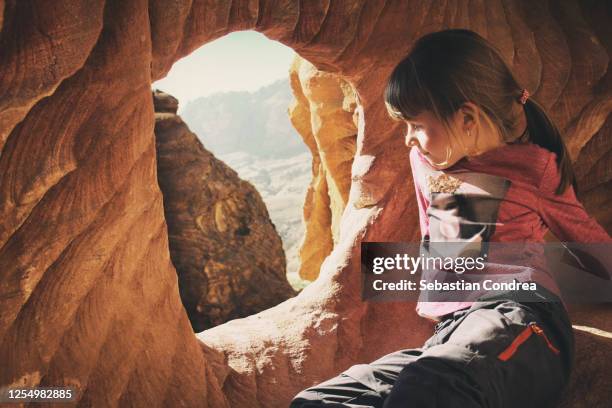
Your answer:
[403,110,467,169]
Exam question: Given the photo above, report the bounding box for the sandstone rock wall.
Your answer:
[0,2,219,406]
[288,55,357,281]
[0,1,610,407]
[153,90,295,332]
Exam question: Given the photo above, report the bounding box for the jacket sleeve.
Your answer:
[409,147,430,241]
[537,153,611,243]
[538,153,611,280]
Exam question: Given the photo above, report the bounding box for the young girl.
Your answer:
[290,29,611,407]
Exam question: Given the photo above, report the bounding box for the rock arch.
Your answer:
[0,1,610,407]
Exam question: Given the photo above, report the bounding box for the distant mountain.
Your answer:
[180,78,309,159]
[157,79,312,288]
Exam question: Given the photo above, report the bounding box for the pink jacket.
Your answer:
[409,142,612,319]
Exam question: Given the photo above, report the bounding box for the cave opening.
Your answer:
[151,30,338,332]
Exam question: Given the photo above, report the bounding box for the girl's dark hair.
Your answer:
[384,29,576,195]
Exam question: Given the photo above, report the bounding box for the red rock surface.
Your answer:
[0,1,610,407]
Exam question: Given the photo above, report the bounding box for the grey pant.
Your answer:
[290,285,574,408]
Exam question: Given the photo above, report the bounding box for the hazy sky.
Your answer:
[153,30,296,109]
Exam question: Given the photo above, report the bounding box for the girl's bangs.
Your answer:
[384,62,432,122]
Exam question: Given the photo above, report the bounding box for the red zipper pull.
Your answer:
[529,322,560,355]
[497,325,533,361]
[498,322,561,362]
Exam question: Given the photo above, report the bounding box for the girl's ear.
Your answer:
[459,102,479,131]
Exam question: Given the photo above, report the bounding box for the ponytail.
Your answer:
[522,98,577,195]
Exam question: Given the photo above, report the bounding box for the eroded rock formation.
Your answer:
[288,55,357,281]
[153,90,295,331]
[0,1,610,407]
